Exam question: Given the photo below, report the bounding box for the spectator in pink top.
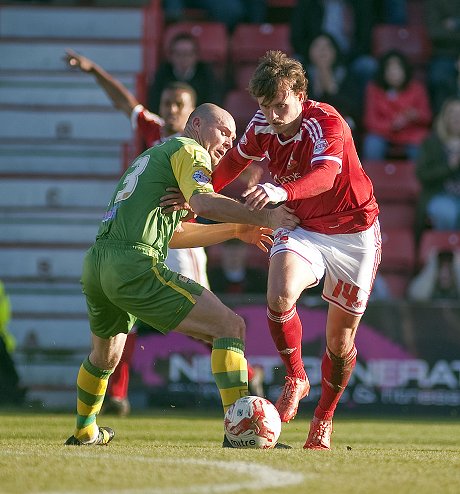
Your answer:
[362,50,432,161]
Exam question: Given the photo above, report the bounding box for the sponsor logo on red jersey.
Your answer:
[273,172,301,185]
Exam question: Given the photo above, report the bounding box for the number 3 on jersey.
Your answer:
[114,155,150,203]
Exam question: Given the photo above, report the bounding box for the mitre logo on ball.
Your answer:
[224,396,282,449]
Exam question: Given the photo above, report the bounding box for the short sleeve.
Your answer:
[170,143,214,202]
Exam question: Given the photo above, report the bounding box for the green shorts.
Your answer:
[81,240,204,339]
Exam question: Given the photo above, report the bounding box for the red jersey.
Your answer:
[131,104,164,148]
[213,100,379,234]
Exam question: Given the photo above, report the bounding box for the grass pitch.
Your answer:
[0,409,459,494]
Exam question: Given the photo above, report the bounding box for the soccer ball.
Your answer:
[224,396,282,449]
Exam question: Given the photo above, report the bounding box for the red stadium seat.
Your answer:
[230,23,292,64]
[233,63,258,90]
[223,89,259,137]
[363,160,420,202]
[372,24,432,65]
[380,228,416,273]
[418,230,460,265]
[162,21,229,65]
[380,273,411,298]
[378,202,416,230]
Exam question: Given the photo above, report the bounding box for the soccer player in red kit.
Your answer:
[212,51,381,449]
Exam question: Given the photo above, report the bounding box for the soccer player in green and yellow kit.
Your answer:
[65,103,299,447]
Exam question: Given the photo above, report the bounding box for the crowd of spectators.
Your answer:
[23,0,459,301]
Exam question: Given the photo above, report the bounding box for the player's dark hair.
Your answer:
[163,81,197,106]
[248,50,308,105]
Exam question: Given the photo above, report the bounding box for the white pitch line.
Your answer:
[2,450,305,494]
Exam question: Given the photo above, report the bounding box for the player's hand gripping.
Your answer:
[235,226,274,252]
[242,183,288,211]
[266,205,300,231]
[160,187,196,221]
[64,49,93,72]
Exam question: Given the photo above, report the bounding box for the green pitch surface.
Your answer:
[1,410,459,494]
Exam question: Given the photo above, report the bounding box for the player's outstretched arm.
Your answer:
[169,222,273,251]
[64,48,140,117]
[189,192,299,231]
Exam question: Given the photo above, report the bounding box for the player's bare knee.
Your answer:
[327,336,355,358]
[267,291,296,313]
[221,312,246,340]
[89,351,120,371]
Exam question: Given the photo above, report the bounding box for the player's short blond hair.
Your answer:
[248,50,308,105]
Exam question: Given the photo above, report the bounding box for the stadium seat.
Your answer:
[378,226,414,297]
[230,23,292,64]
[371,24,432,66]
[378,202,416,230]
[363,160,420,202]
[223,89,259,137]
[380,272,411,299]
[162,21,229,65]
[380,228,416,273]
[233,63,258,91]
[418,230,460,265]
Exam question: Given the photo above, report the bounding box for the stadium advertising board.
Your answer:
[132,302,460,412]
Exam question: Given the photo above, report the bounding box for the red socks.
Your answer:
[267,305,307,380]
[314,346,357,421]
[108,331,137,400]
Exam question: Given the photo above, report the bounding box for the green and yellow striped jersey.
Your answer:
[96,136,214,262]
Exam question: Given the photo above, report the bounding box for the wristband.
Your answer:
[258,183,288,204]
